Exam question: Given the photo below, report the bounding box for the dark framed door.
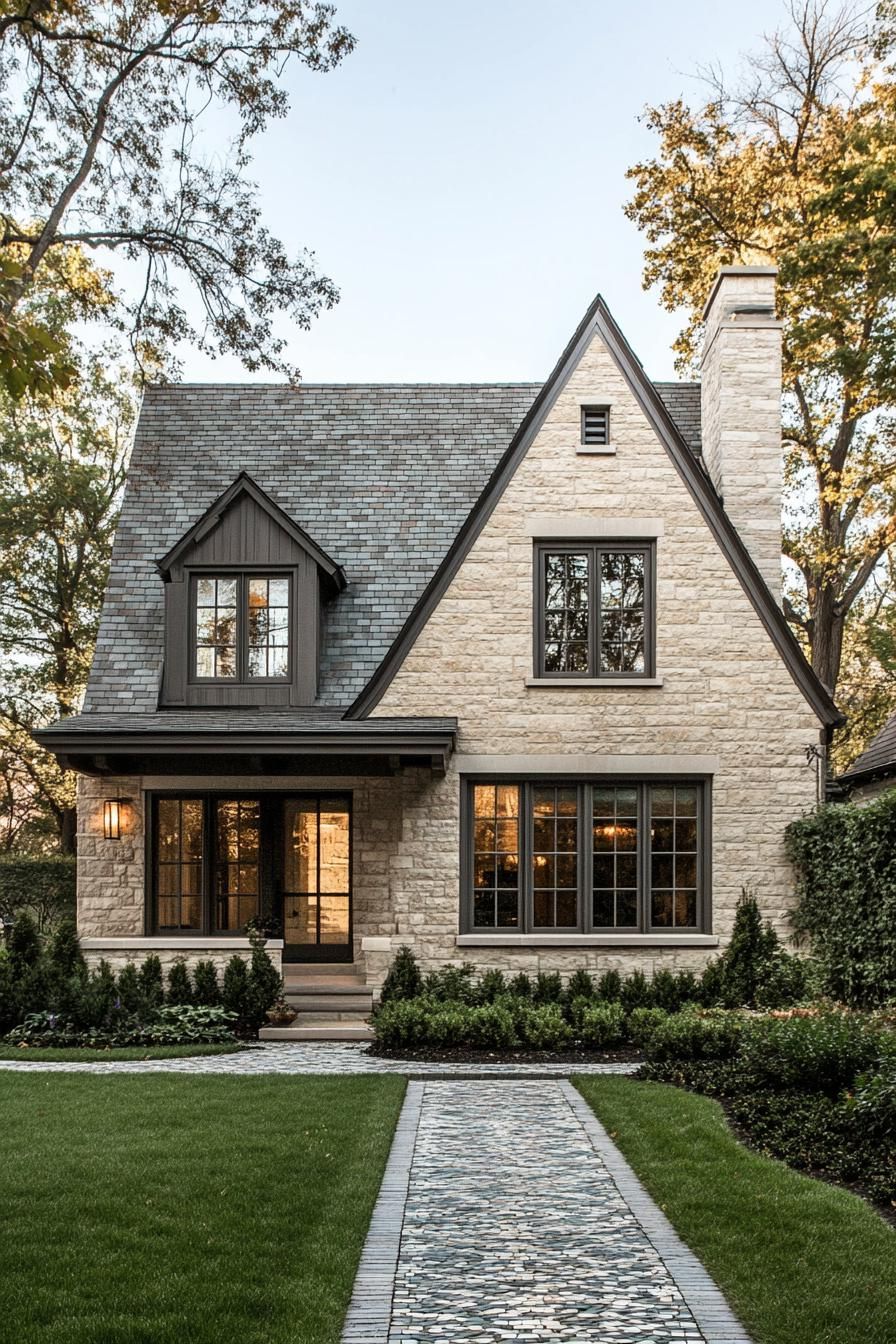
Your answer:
[280,795,352,962]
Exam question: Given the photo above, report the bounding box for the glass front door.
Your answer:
[282,796,352,961]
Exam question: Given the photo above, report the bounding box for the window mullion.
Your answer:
[580,782,589,932]
[521,782,531,934]
[592,546,600,677]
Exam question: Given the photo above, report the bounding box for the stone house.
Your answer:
[36,266,841,1032]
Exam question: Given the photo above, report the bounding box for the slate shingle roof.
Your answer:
[85,379,703,715]
[840,711,896,781]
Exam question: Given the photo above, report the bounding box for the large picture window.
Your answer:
[192,573,290,683]
[464,779,708,934]
[151,794,262,934]
[535,542,654,679]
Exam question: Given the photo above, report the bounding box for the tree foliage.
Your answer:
[625,0,896,701]
[0,337,134,850]
[0,0,354,391]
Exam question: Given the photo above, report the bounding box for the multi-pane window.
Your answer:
[192,573,290,682]
[532,787,578,927]
[155,798,204,930]
[472,784,520,928]
[592,786,639,928]
[466,780,706,933]
[649,785,699,929]
[536,542,653,678]
[248,578,290,678]
[195,578,238,679]
[283,797,351,948]
[215,799,260,930]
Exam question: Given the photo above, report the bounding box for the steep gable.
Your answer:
[351,296,840,729]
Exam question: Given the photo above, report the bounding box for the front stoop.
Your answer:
[260,963,374,1042]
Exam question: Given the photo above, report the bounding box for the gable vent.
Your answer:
[581,406,609,446]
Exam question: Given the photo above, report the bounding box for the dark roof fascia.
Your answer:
[837,761,896,788]
[347,294,842,729]
[34,723,456,755]
[155,471,347,591]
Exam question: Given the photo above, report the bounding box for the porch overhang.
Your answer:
[34,712,458,778]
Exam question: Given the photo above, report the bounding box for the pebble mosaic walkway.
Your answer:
[343,1080,752,1344]
[0,1042,638,1077]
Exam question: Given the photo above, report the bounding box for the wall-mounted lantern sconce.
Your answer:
[102,797,129,840]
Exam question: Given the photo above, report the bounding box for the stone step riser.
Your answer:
[285,996,372,1014]
[281,963,359,978]
[259,1023,374,1042]
[284,980,369,995]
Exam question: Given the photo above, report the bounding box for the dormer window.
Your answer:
[157,473,345,708]
[193,574,291,682]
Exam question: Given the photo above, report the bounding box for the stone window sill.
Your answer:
[575,444,617,455]
[524,676,664,689]
[456,933,718,948]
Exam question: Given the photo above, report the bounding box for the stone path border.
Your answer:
[341,1079,752,1344]
[0,1042,638,1077]
[342,1082,424,1344]
[561,1082,753,1344]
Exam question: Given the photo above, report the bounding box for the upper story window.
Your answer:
[535,541,655,679]
[193,573,291,682]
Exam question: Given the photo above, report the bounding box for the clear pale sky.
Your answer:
[177,0,788,386]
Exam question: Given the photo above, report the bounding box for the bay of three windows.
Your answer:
[470,780,705,933]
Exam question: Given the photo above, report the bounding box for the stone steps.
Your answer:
[272,963,374,1040]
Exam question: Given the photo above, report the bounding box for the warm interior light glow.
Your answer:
[103,798,123,840]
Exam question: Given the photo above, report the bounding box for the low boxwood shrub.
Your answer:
[468,1002,518,1049]
[578,1001,626,1049]
[739,1012,882,1097]
[627,1006,670,1048]
[517,1003,571,1050]
[644,1009,744,1063]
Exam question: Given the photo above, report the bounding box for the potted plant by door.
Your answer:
[266,996,297,1027]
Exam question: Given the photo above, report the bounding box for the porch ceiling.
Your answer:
[34,711,458,777]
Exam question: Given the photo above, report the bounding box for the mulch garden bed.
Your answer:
[366,1045,642,1065]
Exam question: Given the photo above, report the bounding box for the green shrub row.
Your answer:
[374,994,633,1052]
[0,913,282,1043]
[639,1009,896,1204]
[7,1004,238,1047]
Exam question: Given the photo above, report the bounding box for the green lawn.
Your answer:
[0,1042,247,1062]
[0,1073,405,1344]
[576,1075,896,1344]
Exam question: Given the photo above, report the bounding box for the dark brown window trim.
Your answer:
[459,775,711,936]
[533,540,656,680]
[188,568,293,686]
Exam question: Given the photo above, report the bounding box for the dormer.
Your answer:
[156,473,345,707]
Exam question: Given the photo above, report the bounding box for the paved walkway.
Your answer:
[343,1080,751,1344]
[0,1042,637,1077]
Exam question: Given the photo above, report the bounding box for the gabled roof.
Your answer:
[839,711,896,783]
[83,378,705,714]
[156,471,346,591]
[347,294,842,729]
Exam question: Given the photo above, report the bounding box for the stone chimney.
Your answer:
[700,266,783,600]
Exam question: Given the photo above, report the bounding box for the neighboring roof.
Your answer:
[85,376,705,714]
[839,711,896,783]
[348,295,842,728]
